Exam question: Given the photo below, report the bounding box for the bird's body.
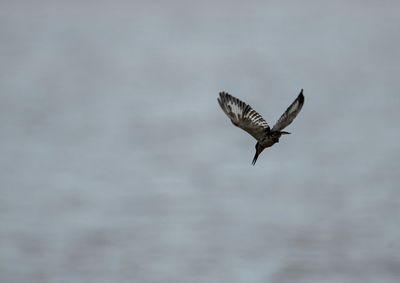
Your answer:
[218,89,304,165]
[259,136,276,149]
[259,131,284,148]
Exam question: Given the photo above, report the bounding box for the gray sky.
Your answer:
[1,1,400,282]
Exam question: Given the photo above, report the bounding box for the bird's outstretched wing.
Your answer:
[218,92,270,140]
[271,89,304,132]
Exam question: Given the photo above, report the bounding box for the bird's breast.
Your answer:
[260,137,276,148]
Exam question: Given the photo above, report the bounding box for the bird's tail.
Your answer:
[252,152,259,165]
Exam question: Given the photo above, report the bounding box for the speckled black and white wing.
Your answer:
[218,92,270,141]
[271,89,305,132]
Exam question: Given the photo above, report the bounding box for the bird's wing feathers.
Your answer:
[271,89,304,132]
[218,92,270,140]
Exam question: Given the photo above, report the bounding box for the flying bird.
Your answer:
[218,89,304,165]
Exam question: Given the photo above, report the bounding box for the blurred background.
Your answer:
[1,0,400,282]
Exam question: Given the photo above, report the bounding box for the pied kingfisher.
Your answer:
[218,89,304,165]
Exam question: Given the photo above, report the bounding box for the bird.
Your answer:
[218,89,304,165]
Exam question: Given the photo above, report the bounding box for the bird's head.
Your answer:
[271,131,291,144]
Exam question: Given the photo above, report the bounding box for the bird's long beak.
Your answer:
[280,131,291,135]
[252,151,259,166]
